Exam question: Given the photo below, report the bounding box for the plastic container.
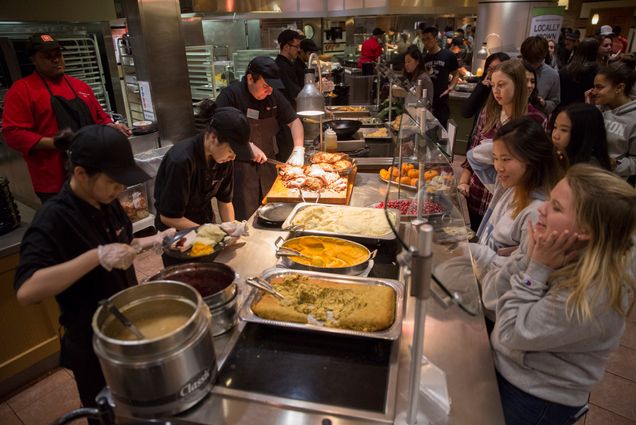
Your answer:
[325,128,337,152]
[118,183,150,223]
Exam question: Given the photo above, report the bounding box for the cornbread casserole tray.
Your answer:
[281,203,400,241]
[239,269,404,340]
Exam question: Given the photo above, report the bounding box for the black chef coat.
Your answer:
[216,78,297,220]
[14,182,136,414]
[216,78,297,143]
[154,133,233,230]
[275,54,303,109]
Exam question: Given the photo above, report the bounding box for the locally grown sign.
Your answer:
[529,7,565,41]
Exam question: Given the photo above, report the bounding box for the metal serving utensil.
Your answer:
[100,299,145,340]
[245,277,286,301]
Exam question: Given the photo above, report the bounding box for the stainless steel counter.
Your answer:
[173,173,504,425]
[0,202,36,258]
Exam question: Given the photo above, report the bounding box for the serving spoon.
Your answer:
[100,299,145,340]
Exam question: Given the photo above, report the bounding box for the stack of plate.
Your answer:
[0,177,20,236]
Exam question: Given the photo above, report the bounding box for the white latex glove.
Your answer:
[317,78,335,93]
[131,228,176,253]
[220,220,249,237]
[97,243,138,271]
[249,142,267,164]
[287,146,305,166]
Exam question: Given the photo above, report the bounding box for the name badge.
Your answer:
[246,108,260,120]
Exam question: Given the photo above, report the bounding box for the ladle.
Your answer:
[100,299,145,340]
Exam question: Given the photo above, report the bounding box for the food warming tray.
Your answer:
[239,268,404,340]
[281,203,400,241]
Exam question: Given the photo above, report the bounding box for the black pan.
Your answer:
[323,119,362,140]
[256,203,296,227]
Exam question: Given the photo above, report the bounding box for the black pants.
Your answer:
[61,332,106,425]
[432,99,450,129]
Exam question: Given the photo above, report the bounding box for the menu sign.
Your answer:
[529,7,565,41]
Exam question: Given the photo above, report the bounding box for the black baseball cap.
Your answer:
[450,37,464,47]
[277,29,301,47]
[70,125,150,186]
[27,33,62,56]
[246,56,284,89]
[372,28,385,36]
[208,107,253,161]
[300,38,319,52]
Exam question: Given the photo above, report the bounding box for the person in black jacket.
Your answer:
[559,38,599,107]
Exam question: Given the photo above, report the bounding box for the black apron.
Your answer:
[40,74,95,132]
[233,116,279,220]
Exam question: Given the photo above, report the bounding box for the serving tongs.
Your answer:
[275,246,315,261]
[246,277,286,300]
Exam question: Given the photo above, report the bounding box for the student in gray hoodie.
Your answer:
[586,62,636,181]
[467,118,562,317]
[485,165,635,425]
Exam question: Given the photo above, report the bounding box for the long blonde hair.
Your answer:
[551,164,636,322]
[483,59,529,134]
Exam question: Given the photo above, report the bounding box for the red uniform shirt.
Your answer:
[358,37,383,67]
[2,73,112,193]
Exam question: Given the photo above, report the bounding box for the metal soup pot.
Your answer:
[92,280,217,418]
[275,235,376,275]
[149,262,238,336]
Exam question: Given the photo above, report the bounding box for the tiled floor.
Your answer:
[2,227,636,425]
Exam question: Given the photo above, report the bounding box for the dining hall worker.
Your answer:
[484,164,635,425]
[1,33,130,204]
[358,28,385,68]
[216,56,305,220]
[14,125,174,423]
[154,102,253,231]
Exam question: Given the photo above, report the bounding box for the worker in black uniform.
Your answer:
[294,38,320,84]
[14,124,174,424]
[153,103,253,232]
[216,56,305,221]
[275,30,304,162]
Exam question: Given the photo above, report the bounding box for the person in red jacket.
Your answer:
[1,33,130,203]
[358,28,385,68]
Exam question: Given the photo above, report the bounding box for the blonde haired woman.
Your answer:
[459,59,547,232]
[484,164,636,425]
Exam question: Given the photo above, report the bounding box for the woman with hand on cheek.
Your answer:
[488,164,635,425]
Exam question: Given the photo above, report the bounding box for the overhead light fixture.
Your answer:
[591,13,599,25]
[296,55,326,151]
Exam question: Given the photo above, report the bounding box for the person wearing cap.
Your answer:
[13,124,174,422]
[153,102,251,236]
[358,28,385,68]
[215,56,305,220]
[294,38,320,90]
[1,33,130,203]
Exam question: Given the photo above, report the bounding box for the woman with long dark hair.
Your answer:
[401,45,434,106]
[551,103,611,170]
[559,38,599,106]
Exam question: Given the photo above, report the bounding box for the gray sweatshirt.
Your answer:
[535,62,560,115]
[601,99,636,178]
[488,256,631,407]
[467,141,545,314]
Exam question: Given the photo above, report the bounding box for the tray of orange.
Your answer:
[378,164,441,190]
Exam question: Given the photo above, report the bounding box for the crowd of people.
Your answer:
[1,24,635,425]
